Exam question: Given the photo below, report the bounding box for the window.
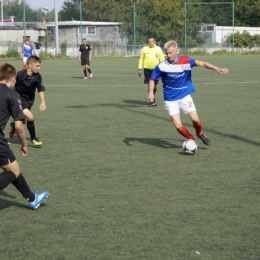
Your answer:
[88,26,96,35]
[206,25,215,32]
[78,26,96,35]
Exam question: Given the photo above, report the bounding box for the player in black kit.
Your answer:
[0,63,49,209]
[78,38,93,80]
[9,55,46,146]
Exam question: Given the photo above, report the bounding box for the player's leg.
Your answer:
[1,160,49,209]
[186,98,210,145]
[23,108,42,146]
[165,100,194,139]
[23,57,27,70]
[144,69,156,107]
[82,64,87,79]
[85,61,92,78]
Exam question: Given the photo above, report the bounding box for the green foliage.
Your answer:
[225,31,260,48]
[0,41,21,58]
[3,0,42,22]
[60,42,68,56]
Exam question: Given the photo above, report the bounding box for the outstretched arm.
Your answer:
[199,61,229,75]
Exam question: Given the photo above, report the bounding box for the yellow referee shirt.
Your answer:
[138,44,165,70]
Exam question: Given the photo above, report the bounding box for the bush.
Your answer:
[60,42,67,56]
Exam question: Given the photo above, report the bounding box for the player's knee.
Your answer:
[26,115,34,121]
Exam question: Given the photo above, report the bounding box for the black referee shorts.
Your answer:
[81,58,90,66]
[22,101,33,110]
[144,69,158,85]
[0,141,16,166]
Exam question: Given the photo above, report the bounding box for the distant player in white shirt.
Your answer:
[22,39,34,69]
[148,40,229,146]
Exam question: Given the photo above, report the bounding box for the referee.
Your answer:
[138,37,164,107]
[78,38,93,80]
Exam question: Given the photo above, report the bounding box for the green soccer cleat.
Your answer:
[31,137,43,146]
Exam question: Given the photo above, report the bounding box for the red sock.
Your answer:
[177,125,194,140]
[193,121,202,137]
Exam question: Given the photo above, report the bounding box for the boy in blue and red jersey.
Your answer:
[148,40,229,146]
[22,40,34,69]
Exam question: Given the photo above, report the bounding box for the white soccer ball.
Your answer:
[182,139,198,154]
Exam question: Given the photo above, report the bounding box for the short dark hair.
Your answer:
[148,36,155,40]
[0,63,17,81]
[27,55,41,66]
[82,38,86,41]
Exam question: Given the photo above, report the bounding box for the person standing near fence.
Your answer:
[78,38,93,80]
[0,63,50,209]
[138,37,164,107]
[34,39,42,57]
[22,39,34,70]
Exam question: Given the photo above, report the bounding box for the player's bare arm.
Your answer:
[138,69,142,76]
[15,120,28,156]
[38,91,46,112]
[89,51,92,62]
[147,79,155,102]
[78,52,81,62]
[199,61,229,75]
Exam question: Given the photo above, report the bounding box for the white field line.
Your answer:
[47,81,259,87]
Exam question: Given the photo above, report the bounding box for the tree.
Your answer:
[3,0,42,22]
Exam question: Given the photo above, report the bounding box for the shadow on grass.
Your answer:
[66,101,260,147]
[123,100,148,106]
[0,190,16,199]
[123,137,181,149]
[7,137,42,148]
[71,76,85,79]
[0,198,29,210]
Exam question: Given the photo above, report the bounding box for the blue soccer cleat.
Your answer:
[29,189,50,210]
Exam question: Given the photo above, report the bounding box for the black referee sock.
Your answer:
[88,69,92,74]
[27,121,36,140]
[0,171,16,190]
[83,69,87,76]
[12,174,35,202]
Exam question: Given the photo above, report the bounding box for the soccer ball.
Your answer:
[182,139,198,154]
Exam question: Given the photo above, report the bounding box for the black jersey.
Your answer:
[34,42,42,49]
[79,44,91,58]
[15,69,45,103]
[0,83,24,140]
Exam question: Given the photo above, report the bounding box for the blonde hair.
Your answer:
[164,40,178,51]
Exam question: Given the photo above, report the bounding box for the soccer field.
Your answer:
[0,55,260,259]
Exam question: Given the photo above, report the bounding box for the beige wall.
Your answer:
[0,29,46,42]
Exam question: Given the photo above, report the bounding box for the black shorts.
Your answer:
[144,69,158,85]
[81,58,90,66]
[0,140,16,166]
[22,100,33,110]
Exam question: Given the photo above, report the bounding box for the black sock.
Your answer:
[153,88,157,95]
[12,174,35,202]
[88,69,92,74]
[0,171,16,190]
[83,69,87,76]
[27,121,36,140]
